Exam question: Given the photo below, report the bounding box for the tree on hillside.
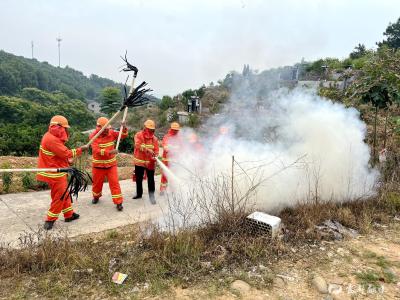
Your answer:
[378,17,400,49]
[347,47,400,164]
[350,44,367,59]
[100,87,121,116]
[159,95,173,110]
[0,50,124,100]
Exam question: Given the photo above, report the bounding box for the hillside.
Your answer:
[0,50,123,101]
[0,50,132,156]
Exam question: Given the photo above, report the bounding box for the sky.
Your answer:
[0,0,399,97]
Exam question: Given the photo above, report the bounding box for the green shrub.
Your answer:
[1,163,13,193]
[188,113,200,128]
[21,172,35,192]
[386,192,400,213]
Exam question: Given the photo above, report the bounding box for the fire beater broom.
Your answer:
[85,53,152,148]
[0,167,92,200]
[115,53,139,150]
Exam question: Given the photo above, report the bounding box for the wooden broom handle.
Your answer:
[115,76,136,151]
[115,107,128,150]
[85,110,122,147]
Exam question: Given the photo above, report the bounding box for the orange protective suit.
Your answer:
[160,129,180,192]
[89,127,128,204]
[133,129,159,170]
[37,125,82,221]
[133,128,159,197]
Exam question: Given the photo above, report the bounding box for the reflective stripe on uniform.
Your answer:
[140,143,154,149]
[40,146,55,156]
[47,211,59,218]
[62,206,73,213]
[37,172,67,178]
[92,157,117,164]
[99,142,114,148]
[72,149,77,158]
[111,194,123,199]
[92,191,102,197]
[133,157,149,164]
[100,149,105,155]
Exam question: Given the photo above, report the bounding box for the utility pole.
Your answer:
[31,41,34,59]
[56,37,62,67]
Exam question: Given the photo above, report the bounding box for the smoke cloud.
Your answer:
[164,74,379,215]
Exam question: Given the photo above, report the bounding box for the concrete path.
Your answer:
[0,177,166,247]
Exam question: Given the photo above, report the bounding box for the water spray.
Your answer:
[155,157,181,184]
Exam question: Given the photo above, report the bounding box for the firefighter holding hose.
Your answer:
[160,122,181,195]
[37,115,88,230]
[132,119,159,204]
[90,117,128,211]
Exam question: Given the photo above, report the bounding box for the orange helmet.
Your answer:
[144,119,156,130]
[170,122,180,131]
[97,117,111,128]
[50,115,70,128]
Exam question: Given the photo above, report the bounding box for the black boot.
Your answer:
[44,220,55,230]
[116,203,123,211]
[132,195,142,199]
[92,198,99,204]
[149,193,156,205]
[65,212,80,222]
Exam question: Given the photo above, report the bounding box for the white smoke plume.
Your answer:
[163,73,379,216]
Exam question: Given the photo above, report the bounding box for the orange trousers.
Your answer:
[46,177,74,221]
[92,166,123,204]
[160,160,169,192]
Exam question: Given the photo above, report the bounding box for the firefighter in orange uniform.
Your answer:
[133,119,159,204]
[89,117,128,211]
[37,115,88,230]
[188,132,204,153]
[160,122,181,195]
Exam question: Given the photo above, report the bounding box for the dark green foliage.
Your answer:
[21,172,34,191]
[170,111,178,122]
[159,95,173,110]
[188,114,200,128]
[181,86,206,106]
[378,17,400,49]
[118,130,134,154]
[1,163,13,193]
[350,44,367,59]
[100,87,122,116]
[0,90,94,156]
[0,50,123,100]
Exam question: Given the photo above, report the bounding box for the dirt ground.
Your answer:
[162,222,400,300]
[0,206,399,299]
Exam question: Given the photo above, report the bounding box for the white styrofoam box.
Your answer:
[246,212,282,237]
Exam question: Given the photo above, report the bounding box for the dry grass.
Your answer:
[0,180,399,298]
[0,143,399,298]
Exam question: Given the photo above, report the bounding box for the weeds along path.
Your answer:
[0,177,165,247]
